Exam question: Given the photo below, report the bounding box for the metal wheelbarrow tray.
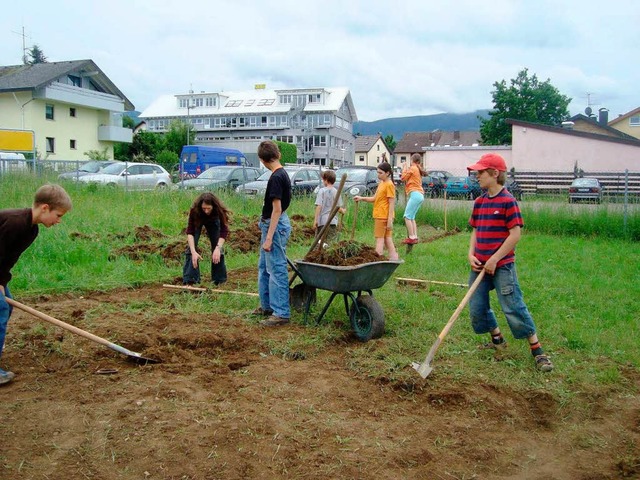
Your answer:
[291,259,403,342]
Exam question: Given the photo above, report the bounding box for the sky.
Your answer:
[2,0,639,122]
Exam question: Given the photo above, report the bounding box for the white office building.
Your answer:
[140,85,358,167]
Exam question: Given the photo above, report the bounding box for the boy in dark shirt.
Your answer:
[0,184,72,385]
[467,153,553,372]
[253,140,292,326]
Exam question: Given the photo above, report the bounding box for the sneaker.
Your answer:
[0,369,15,386]
[535,354,554,372]
[260,315,290,327]
[479,341,508,351]
[251,307,274,317]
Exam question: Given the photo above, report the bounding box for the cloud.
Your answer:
[2,0,638,121]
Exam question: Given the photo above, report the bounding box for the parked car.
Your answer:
[0,152,30,173]
[443,175,482,199]
[422,174,446,198]
[332,166,379,197]
[176,165,261,191]
[236,165,322,196]
[78,162,172,190]
[58,160,118,180]
[569,177,603,204]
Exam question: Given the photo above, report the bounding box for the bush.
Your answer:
[155,149,179,172]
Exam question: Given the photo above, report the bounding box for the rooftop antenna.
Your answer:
[11,25,30,64]
[584,92,598,117]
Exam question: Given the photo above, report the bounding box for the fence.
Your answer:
[512,170,640,198]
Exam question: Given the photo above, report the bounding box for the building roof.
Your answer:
[395,130,480,153]
[507,118,640,147]
[569,114,637,140]
[139,87,356,121]
[0,59,134,110]
[354,134,385,153]
[608,106,640,126]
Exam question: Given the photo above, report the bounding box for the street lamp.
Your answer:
[186,103,196,146]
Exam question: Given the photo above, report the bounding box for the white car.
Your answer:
[78,162,172,190]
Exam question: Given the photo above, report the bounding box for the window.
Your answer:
[46,137,55,153]
[245,99,255,106]
[70,139,77,149]
[359,155,365,162]
[68,75,82,87]
[377,144,380,151]
[206,97,216,107]
[70,107,76,117]
[46,104,54,120]
[630,116,640,126]
[257,99,275,106]
[279,94,292,104]
[194,98,203,107]
[308,93,321,103]
[225,100,242,107]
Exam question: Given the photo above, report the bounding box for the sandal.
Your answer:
[535,354,554,372]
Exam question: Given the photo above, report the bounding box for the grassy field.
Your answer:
[2,173,640,393]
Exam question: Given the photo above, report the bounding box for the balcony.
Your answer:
[98,125,133,143]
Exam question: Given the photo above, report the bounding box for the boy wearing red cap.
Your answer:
[466,153,553,372]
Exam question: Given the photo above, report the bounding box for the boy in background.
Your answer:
[0,184,73,385]
[253,141,292,327]
[466,153,553,372]
[313,169,346,243]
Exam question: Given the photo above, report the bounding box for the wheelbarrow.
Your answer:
[288,259,403,342]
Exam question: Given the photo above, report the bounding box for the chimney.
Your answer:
[598,108,609,125]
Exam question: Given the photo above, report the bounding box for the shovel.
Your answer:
[411,270,485,378]
[6,298,161,365]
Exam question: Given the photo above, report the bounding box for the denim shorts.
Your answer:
[468,263,537,339]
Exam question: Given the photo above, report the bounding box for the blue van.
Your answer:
[179,146,246,178]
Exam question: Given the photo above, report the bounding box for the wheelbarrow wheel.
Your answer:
[349,295,385,342]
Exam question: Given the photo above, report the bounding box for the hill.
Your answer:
[354,110,490,140]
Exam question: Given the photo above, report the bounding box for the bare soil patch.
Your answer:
[2,221,639,479]
[2,280,639,480]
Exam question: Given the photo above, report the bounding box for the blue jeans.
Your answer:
[258,214,291,318]
[0,286,13,360]
[468,263,537,339]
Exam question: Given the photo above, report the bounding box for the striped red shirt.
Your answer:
[469,188,523,267]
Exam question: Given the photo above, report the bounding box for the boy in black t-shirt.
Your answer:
[253,141,292,326]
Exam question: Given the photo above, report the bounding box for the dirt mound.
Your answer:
[2,282,639,479]
[305,241,383,265]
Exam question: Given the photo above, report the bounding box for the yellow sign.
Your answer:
[254,84,266,90]
[0,129,35,152]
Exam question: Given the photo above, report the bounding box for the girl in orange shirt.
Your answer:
[354,162,399,261]
[400,153,426,244]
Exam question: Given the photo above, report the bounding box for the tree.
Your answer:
[275,141,297,164]
[26,44,48,65]
[479,68,571,145]
[384,134,397,152]
[129,130,165,160]
[164,120,194,156]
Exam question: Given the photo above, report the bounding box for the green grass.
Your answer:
[2,173,640,395]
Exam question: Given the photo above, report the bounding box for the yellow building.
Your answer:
[0,59,134,160]
[608,107,640,140]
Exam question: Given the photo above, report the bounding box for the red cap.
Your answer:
[467,153,507,172]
